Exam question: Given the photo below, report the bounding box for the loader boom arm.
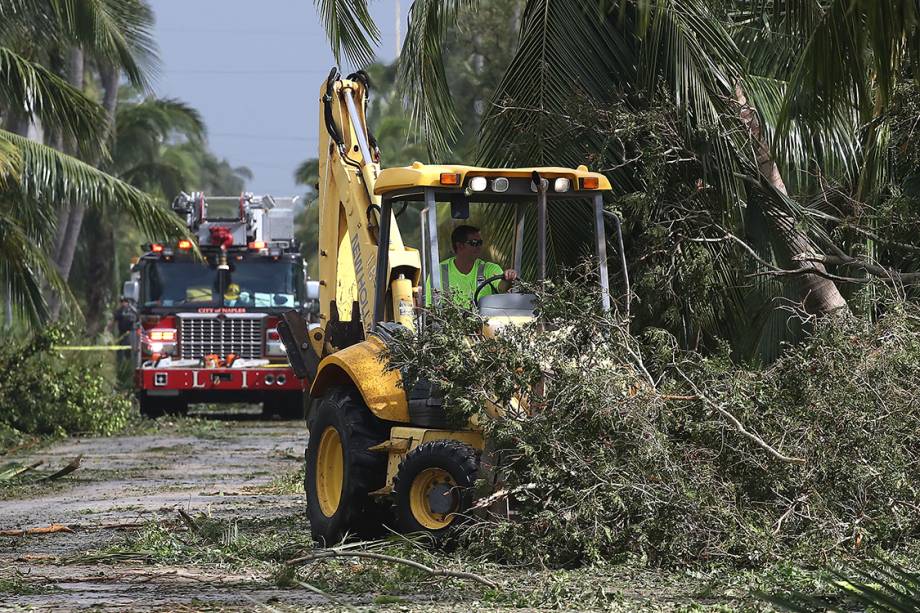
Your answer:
[311,70,420,357]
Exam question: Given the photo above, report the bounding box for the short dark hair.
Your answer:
[451,225,480,252]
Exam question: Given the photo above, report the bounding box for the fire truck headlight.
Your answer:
[266,328,286,357]
[150,342,164,353]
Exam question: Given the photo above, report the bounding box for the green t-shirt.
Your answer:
[427,257,504,308]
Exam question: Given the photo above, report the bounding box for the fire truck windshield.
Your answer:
[143,257,304,309]
[143,261,219,307]
[224,259,302,308]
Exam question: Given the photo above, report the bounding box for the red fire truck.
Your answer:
[126,192,316,418]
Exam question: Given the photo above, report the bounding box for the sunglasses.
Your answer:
[464,239,484,247]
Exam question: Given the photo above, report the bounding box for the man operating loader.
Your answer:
[431,225,517,308]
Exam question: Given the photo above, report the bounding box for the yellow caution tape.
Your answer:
[54,345,131,351]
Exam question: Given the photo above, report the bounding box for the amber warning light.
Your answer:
[439,172,461,186]
[177,239,193,250]
[579,177,600,190]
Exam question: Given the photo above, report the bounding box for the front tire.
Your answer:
[305,386,389,545]
[393,440,480,537]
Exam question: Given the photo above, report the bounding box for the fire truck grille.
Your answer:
[179,316,264,359]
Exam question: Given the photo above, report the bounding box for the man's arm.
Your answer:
[485,262,516,292]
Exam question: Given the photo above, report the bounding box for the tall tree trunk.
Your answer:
[80,63,120,332]
[51,56,121,321]
[48,47,86,318]
[84,210,116,335]
[734,85,849,316]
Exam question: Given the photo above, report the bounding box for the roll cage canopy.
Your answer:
[371,164,624,327]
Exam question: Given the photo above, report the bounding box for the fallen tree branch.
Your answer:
[689,233,868,284]
[0,523,75,537]
[794,252,920,284]
[674,368,806,465]
[42,455,82,481]
[285,550,497,589]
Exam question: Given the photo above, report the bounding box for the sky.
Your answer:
[148,1,408,198]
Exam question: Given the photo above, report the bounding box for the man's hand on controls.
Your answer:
[499,268,517,292]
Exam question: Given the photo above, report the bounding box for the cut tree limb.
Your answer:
[0,523,75,537]
[675,368,806,465]
[285,550,498,589]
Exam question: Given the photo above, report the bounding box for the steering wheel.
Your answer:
[473,274,508,308]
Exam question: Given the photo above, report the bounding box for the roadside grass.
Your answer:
[255,464,305,495]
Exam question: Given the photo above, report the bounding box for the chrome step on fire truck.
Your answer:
[126,192,317,418]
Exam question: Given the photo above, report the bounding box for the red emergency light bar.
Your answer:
[151,243,164,253]
[177,239,193,250]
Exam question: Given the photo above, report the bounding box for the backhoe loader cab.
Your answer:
[279,68,624,545]
[373,163,614,321]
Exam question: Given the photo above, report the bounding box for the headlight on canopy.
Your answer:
[554,177,571,192]
[492,177,510,192]
[469,176,488,192]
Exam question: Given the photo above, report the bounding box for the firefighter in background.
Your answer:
[108,296,137,367]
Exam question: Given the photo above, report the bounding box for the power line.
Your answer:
[167,68,330,75]
[209,132,317,142]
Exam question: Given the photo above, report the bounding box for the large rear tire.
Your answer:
[392,440,479,538]
[305,386,390,545]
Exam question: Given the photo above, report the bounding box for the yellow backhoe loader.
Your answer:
[279,68,625,544]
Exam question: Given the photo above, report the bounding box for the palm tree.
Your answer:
[76,94,206,335]
[0,0,185,325]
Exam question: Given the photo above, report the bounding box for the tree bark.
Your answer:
[51,56,121,321]
[48,47,86,318]
[734,85,849,316]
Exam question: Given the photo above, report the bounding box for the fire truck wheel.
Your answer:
[305,386,390,545]
[262,392,305,420]
[392,440,480,538]
[138,393,188,418]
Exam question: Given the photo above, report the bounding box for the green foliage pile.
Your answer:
[0,327,132,439]
[385,277,920,568]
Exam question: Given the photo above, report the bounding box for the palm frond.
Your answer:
[766,559,920,613]
[314,0,380,68]
[53,0,158,89]
[0,134,20,182]
[0,46,108,154]
[0,205,73,325]
[0,0,159,89]
[397,0,477,158]
[776,0,920,127]
[1,129,187,240]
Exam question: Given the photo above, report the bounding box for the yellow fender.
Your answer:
[309,335,410,423]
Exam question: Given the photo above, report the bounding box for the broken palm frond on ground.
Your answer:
[384,272,920,568]
[0,455,82,484]
[766,558,920,612]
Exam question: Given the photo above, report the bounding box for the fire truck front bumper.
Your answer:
[136,366,303,392]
